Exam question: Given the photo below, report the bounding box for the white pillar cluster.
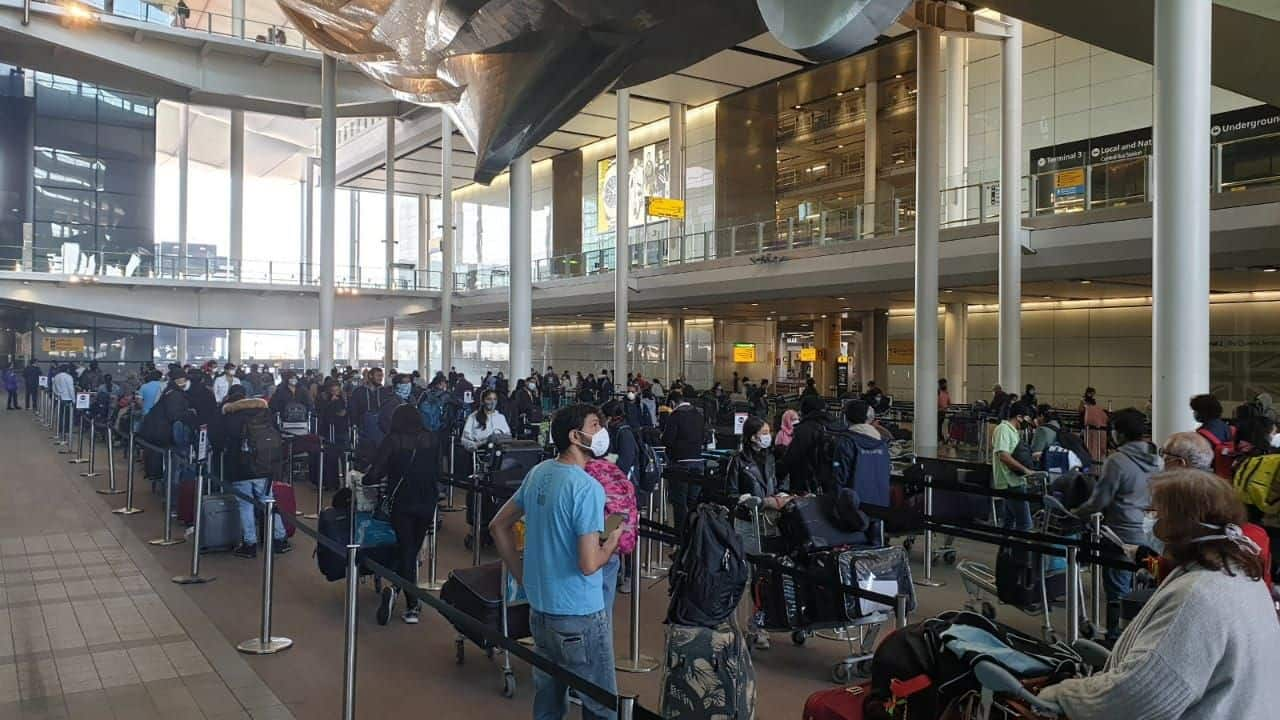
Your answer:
[912,26,941,455]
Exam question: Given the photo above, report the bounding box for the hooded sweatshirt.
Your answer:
[1073,440,1163,542]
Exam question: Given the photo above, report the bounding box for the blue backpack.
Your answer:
[829,429,891,507]
[418,389,451,432]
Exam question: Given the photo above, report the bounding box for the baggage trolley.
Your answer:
[440,561,529,698]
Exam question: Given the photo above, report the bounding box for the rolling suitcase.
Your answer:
[780,495,872,553]
[439,562,531,650]
[803,682,871,720]
[178,478,197,526]
[752,556,806,631]
[197,494,241,552]
[271,481,297,537]
[660,623,756,720]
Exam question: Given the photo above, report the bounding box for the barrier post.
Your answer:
[237,498,293,654]
[1065,546,1081,644]
[342,544,359,720]
[149,450,184,546]
[56,404,71,449]
[97,425,124,494]
[419,505,443,591]
[173,463,215,585]
[471,474,483,567]
[115,423,143,514]
[304,442,324,520]
[1090,512,1104,623]
[79,421,100,477]
[441,438,461,512]
[640,490,661,580]
[619,696,636,720]
[53,401,65,443]
[71,412,87,460]
[652,475,670,574]
[894,593,910,630]
[616,548,658,673]
[915,482,944,587]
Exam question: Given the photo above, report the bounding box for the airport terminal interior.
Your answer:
[0,0,1279,718]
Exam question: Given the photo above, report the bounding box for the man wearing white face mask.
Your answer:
[490,405,622,720]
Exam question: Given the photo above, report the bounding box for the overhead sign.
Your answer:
[42,337,85,354]
[75,392,91,410]
[645,196,685,220]
[198,425,209,461]
[1054,168,1086,200]
[798,347,817,362]
[732,343,756,363]
[838,355,851,364]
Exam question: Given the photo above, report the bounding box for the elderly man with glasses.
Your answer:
[1160,431,1215,471]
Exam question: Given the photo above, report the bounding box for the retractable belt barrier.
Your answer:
[223,485,659,720]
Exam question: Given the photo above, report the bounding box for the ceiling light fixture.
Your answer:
[1079,279,1092,285]
[836,91,844,97]
[894,74,903,79]
[1264,267,1278,273]
[794,105,802,110]
[750,302,759,306]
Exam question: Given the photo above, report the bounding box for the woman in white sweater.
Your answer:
[461,389,510,451]
[1038,468,1280,719]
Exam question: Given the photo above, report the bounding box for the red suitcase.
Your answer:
[271,481,297,537]
[177,479,197,526]
[803,682,871,720]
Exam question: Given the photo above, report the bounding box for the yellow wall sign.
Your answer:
[42,337,85,354]
[1054,168,1085,189]
[837,355,850,364]
[732,343,756,363]
[645,196,685,220]
[798,347,817,362]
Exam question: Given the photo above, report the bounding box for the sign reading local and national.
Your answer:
[1031,103,1280,172]
[732,343,756,363]
[645,196,686,220]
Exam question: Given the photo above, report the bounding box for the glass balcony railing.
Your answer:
[27,0,317,53]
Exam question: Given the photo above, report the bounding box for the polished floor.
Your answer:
[0,403,1061,719]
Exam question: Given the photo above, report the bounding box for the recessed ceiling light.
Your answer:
[681,306,689,310]
[943,289,954,294]
[1264,267,1278,273]
[837,144,845,149]
[794,105,802,110]
[1042,295,1053,300]
[1079,279,1092,285]
[894,74,903,79]
[836,296,846,300]
[843,307,851,310]
[836,91,844,97]
[750,302,759,306]
[820,314,827,318]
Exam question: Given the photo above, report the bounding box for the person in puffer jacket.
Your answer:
[584,457,637,620]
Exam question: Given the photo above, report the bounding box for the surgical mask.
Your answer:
[754,433,773,449]
[395,383,412,400]
[175,380,189,391]
[577,428,610,458]
[1141,513,1163,554]
[527,382,537,391]
[288,378,298,387]
[1271,434,1280,449]
[484,399,498,411]
[626,391,637,401]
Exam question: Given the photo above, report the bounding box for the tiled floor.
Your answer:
[0,413,293,720]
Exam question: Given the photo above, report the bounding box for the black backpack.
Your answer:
[666,504,748,628]
[1048,426,1094,469]
[632,428,664,494]
[242,409,285,479]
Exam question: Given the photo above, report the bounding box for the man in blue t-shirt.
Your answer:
[491,404,621,720]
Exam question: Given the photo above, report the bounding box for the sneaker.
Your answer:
[377,586,396,626]
[273,539,293,555]
[402,608,420,624]
[752,633,771,651]
[618,576,632,595]
[233,543,257,559]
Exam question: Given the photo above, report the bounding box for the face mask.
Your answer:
[755,433,773,449]
[626,392,636,401]
[484,400,498,411]
[527,382,537,391]
[1141,512,1163,554]
[1271,434,1280,449]
[288,378,298,387]
[577,428,610,458]
[175,381,189,391]
[395,383,411,400]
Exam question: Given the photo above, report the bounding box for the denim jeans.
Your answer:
[530,609,617,720]
[1000,498,1033,532]
[1103,567,1134,639]
[601,555,620,626]
[231,478,285,545]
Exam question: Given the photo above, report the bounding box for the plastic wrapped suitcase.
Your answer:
[803,546,916,625]
[753,556,807,631]
[440,562,530,650]
[802,682,871,720]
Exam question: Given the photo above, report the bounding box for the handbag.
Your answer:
[372,449,415,521]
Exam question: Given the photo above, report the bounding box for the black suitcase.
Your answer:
[803,546,916,625]
[485,438,544,488]
[995,545,1065,608]
[779,495,872,553]
[752,556,806,631]
[440,562,531,650]
[316,508,397,582]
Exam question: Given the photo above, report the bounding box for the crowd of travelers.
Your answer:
[6,356,1280,718]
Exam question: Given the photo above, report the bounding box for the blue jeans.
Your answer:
[231,478,286,545]
[601,555,620,626]
[1000,498,1033,532]
[1103,567,1134,639]
[530,609,617,720]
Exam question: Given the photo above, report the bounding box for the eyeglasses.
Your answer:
[1157,447,1192,465]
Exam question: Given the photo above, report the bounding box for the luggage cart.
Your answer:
[440,561,529,698]
[955,494,1095,643]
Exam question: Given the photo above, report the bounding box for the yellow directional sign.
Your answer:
[798,347,817,362]
[42,337,85,353]
[645,196,685,220]
[733,343,756,363]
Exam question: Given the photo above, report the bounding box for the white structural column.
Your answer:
[232,0,245,38]
[176,104,190,364]
[944,302,968,403]
[383,319,395,374]
[912,26,942,455]
[318,55,337,373]
[509,153,533,380]
[946,35,968,224]
[668,102,686,258]
[440,113,455,372]
[418,193,430,373]
[614,90,631,384]
[303,158,315,276]
[667,317,685,383]
[385,120,396,289]
[998,18,1023,395]
[862,77,879,237]
[1152,0,1211,441]
[228,109,245,361]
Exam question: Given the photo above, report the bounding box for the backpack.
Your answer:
[418,389,451,432]
[359,388,386,446]
[636,437,664,494]
[1233,454,1280,513]
[1046,426,1093,470]
[1197,426,1239,480]
[828,429,891,506]
[282,401,308,425]
[666,504,749,628]
[241,409,285,479]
